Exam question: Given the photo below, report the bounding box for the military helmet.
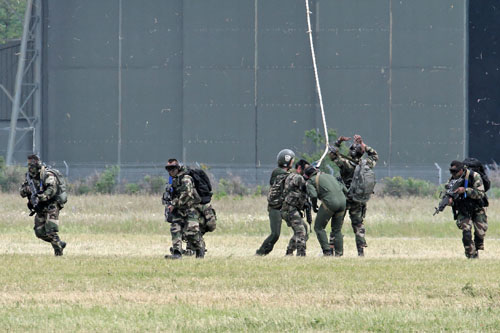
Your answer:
[27,154,42,177]
[277,149,295,168]
[303,166,318,180]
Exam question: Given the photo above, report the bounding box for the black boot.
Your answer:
[285,249,294,256]
[165,249,182,260]
[196,247,205,259]
[323,249,333,256]
[54,241,66,256]
[296,249,306,257]
[357,247,364,257]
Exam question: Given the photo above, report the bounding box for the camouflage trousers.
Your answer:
[456,207,488,258]
[281,206,307,256]
[170,208,203,254]
[340,199,367,250]
[34,202,64,251]
[256,207,284,255]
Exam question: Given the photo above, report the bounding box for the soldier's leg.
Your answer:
[472,208,488,251]
[33,214,52,243]
[183,208,203,258]
[288,208,307,256]
[314,204,334,253]
[349,202,367,256]
[169,220,183,257]
[43,204,66,256]
[256,208,283,255]
[330,209,345,257]
[456,215,477,258]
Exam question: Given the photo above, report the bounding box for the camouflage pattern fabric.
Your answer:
[340,199,367,250]
[281,172,308,255]
[170,167,203,253]
[20,167,66,253]
[451,171,488,258]
[331,143,378,188]
[281,206,307,255]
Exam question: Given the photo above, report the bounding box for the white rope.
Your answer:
[305,0,329,167]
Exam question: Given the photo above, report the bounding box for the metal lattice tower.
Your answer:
[4,0,42,165]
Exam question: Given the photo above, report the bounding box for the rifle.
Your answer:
[162,176,174,222]
[26,172,43,216]
[304,198,313,231]
[433,176,464,216]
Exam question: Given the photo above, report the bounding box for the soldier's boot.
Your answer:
[195,247,205,259]
[296,249,306,257]
[467,251,479,259]
[165,249,182,260]
[475,238,484,251]
[53,241,66,257]
[323,249,333,256]
[357,247,365,257]
[285,249,294,256]
[255,250,267,256]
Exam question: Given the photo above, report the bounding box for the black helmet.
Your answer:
[303,166,318,180]
[277,149,295,168]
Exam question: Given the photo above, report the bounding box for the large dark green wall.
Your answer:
[40,0,468,182]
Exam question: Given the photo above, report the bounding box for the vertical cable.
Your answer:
[305,0,329,167]
[388,0,393,177]
[254,0,259,180]
[117,0,123,181]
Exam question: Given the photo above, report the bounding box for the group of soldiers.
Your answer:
[19,134,489,259]
[256,134,378,257]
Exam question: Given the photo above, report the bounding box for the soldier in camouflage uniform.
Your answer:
[255,149,294,256]
[19,155,67,256]
[329,134,378,256]
[164,159,204,259]
[447,160,488,259]
[304,166,347,256]
[281,159,310,256]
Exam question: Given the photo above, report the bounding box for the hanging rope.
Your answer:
[305,0,329,167]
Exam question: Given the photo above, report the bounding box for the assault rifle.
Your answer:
[162,177,174,222]
[433,176,465,216]
[26,172,43,216]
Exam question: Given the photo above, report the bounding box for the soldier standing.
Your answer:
[304,166,347,256]
[255,149,294,256]
[19,154,67,256]
[281,159,310,256]
[447,160,488,259]
[164,159,204,259]
[329,134,378,256]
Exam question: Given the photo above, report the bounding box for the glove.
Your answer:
[36,193,48,202]
[311,198,319,213]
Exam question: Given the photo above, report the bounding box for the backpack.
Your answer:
[186,168,213,204]
[348,159,376,203]
[463,158,491,192]
[199,203,217,233]
[267,173,289,209]
[44,166,68,206]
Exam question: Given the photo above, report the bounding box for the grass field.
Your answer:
[1,193,499,331]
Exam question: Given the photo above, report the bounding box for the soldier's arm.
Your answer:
[364,145,379,168]
[19,181,29,198]
[306,181,318,200]
[466,172,485,200]
[38,174,57,201]
[174,176,197,207]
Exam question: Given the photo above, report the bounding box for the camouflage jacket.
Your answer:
[450,169,486,212]
[282,171,307,210]
[331,142,378,188]
[171,167,201,210]
[19,167,59,203]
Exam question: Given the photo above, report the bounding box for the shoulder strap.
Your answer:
[315,172,321,193]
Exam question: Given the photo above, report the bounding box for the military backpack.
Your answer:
[267,173,289,209]
[463,158,491,192]
[44,166,68,206]
[348,159,376,203]
[185,168,213,204]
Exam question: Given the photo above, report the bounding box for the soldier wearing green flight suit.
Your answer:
[329,134,378,256]
[304,166,347,256]
[255,149,295,256]
[446,160,488,259]
[164,159,204,259]
[19,154,67,256]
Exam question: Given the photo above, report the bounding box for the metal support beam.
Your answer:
[6,0,42,165]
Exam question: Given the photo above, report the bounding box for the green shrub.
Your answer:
[381,176,439,197]
[299,128,341,173]
[0,156,26,192]
[143,175,165,194]
[216,177,249,196]
[94,166,119,194]
[125,183,141,195]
